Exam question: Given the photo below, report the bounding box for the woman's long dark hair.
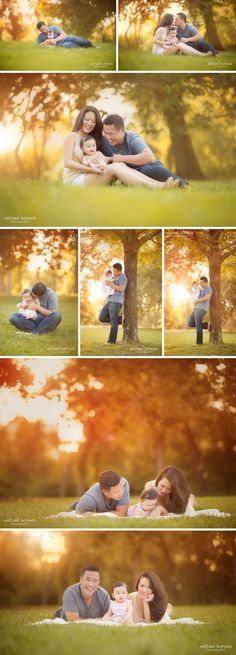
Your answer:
[155,466,190,514]
[72,105,103,149]
[136,571,168,623]
[154,13,174,34]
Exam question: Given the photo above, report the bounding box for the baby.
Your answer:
[103,582,133,624]
[16,288,40,320]
[165,26,178,47]
[191,281,200,304]
[81,135,112,173]
[127,488,167,517]
[101,269,115,300]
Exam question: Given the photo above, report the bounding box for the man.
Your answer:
[55,565,110,622]
[175,12,217,55]
[36,21,94,48]
[102,114,188,187]
[9,282,62,335]
[71,470,130,516]
[188,276,213,345]
[99,262,128,345]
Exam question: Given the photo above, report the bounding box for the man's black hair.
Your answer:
[200,276,208,283]
[80,565,100,577]
[113,262,122,271]
[31,282,47,297]
[177,12,187,22]
[103,114,125,130]
[36,21,46,30]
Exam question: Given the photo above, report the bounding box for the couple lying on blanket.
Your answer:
[62,466,226,519]
[70,466,194,517]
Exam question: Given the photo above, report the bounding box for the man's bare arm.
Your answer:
[112,504,128,517]
[64,611,80,622]
[180,31,201,43]
[112,146,155,166]
[195,294,211,304]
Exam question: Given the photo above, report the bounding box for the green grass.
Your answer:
[0,496,235,529]
[119,48,236,72]
[165,329,236,356]
[1,606,235,655]
[80,326,162,356]
[0,180,236,227]
[0,41,116,71]
[0,296,78,356]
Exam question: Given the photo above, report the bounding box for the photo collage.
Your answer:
[0,2,235,654]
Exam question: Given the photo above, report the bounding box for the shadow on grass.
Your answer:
[80,326,162,356]
[164,329,236,356]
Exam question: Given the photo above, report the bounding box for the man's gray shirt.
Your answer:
[109,274,128,305]
[39,287,58,311]
[76,478,130,513]
[63,583,110,618]
[102,132,148,159]
[176,23,198,40]
[195,286,213,312]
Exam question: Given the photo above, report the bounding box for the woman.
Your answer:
[153,14,212,57]
[63,105,178,189]
[145,465,195,517]
[129,571,170,623]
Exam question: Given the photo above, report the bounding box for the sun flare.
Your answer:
[169,283,190,307]
[0,125,21,154]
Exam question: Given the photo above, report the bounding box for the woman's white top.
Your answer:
[152,27,167,55]
[63,132,84,184]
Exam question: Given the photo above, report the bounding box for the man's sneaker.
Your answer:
[70,502,78,510]
[118,316,122,325]
[202,322,208,330]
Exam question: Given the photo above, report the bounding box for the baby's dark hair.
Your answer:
[140,488,157,501]
[21,288,33,297]
[81,135,96,150]
[112,581,128,592]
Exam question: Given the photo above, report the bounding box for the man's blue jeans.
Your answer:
[188,308,207,344]
[60,36,94,48]
[134,161,187,187]
[9,311,62,334]
[186,39,217,55]
[99,302,122,343]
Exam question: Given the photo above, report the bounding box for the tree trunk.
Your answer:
[200,2,223,50]
[122,233,139,343]
[166,116,204,179]
[208,232,223,344]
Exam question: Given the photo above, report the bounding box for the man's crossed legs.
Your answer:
[9,312,62,335]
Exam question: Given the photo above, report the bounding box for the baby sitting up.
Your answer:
[16,288,40,320]
[81,135,112,172]
[165,26,178,47]
[103,581,133,624]
[127,488,167,517]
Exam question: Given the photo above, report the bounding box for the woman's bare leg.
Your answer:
[107,163,175,189]
[84,171,116,186]
[177,42,212,56]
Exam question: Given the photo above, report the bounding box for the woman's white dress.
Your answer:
[152,27,167,55]
[63,133,85,186]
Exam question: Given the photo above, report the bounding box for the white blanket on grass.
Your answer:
[47,509,230,520]
[30,617,206,626]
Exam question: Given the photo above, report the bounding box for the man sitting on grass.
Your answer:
[102,114,189,187]
[55,565,110,622]
[175,13,218,56]
[36,21,94,48]
[71,470,130,516]
[9,281,62,335]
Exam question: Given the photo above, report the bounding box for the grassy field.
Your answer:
[119,49,236,72]
[1,606,235,655]
[0,297,78,356]
[0,496,235,529]
[0,41,116,71]
[80,326,162,356]
[165,329,236,356]
[0,179,236,227]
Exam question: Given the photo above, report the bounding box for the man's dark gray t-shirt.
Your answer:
[176,23,198,40]
[63,583,110,618]
[39,287,58,311]
[102,132,148,160]
[76,478,130,513]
